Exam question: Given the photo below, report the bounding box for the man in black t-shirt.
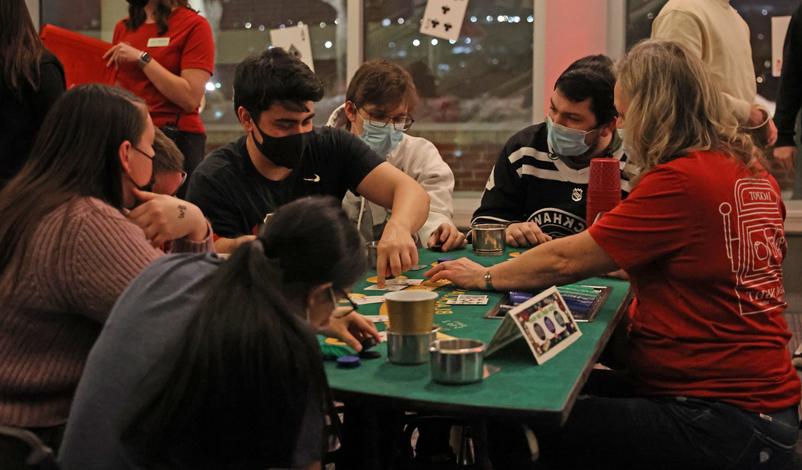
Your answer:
[472,55,635,247]
[187,48,429,284]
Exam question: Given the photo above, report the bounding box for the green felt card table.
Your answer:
[323,246,632,427]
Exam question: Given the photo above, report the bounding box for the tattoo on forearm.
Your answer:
[178,204,187,219]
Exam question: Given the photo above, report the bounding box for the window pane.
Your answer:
[204,0,346,128]
[364,0,534,192]
[365,0,533,124]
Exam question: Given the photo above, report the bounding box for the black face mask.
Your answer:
[251,120,311,170]
[126,0,149,7]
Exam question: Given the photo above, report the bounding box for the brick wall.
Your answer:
[411,128,516,192]
[434,142,498,192]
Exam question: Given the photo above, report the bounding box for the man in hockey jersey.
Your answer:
[472,55,634,247]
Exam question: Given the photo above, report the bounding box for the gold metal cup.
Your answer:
[385,291,438,334]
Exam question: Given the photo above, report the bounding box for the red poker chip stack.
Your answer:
[587,157,621,226]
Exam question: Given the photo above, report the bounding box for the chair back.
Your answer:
[0,425,59,470]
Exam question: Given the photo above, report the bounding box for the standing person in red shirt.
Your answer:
[104,0,214,198]
[426,39,800,470]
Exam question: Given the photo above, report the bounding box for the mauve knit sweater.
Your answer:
[0,197,213,427]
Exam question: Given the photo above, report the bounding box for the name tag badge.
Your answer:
[147,37,170,47]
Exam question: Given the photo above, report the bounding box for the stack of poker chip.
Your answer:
[587,157,621,226]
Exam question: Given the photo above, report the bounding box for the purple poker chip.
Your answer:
[336,355,361,369]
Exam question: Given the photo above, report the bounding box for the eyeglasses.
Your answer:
[132,145,156,161]
[329,287,359,318]
[358,109,415,132]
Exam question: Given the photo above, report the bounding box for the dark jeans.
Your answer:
[161,129,205,199]
[543,371,799,470]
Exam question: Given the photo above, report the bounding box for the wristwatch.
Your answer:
[483,270,494,291]
[138,51,152,68]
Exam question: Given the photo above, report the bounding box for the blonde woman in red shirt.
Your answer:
[427,39,800,470]
[104,0,214,198]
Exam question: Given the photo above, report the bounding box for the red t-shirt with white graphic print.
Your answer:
[588,150,800,413]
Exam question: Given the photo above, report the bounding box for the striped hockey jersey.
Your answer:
[472,122,635,238]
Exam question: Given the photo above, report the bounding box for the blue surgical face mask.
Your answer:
[361,120,404,157]
[617,128,633,157]
[547,116,597,157]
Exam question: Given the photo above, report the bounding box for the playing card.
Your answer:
[421,278,452,289]
[445,294,489,305]
[407,264,428,271]
[419,0,470,42]
[365,284,407,292]
[406,285,437,292]
[270,23,314,71]
[352,296,386,305]
[365,315,389,323]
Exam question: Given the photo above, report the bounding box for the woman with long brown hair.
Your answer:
[104,0,214,198]
[0,84,212,453]
[0,0,65,186]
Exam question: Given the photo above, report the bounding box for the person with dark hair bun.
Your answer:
[472,54,635,248]
[59,196,379,470]
[187,47,429,286]
[0,0,65,187]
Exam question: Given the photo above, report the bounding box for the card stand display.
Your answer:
[485,287,582,365]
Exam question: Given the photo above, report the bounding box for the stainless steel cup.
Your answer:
[429,339,486,384]
[471,224,506,256]
[387,330,432,365]
[366,241,379,267]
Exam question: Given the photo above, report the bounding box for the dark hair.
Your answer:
[233,47,324,117]
[554,54,617,126]
[125,0,193,36]
[346,59,418,112]
[0,84,147,293]
[0,0,44,95]
[152,127,184,174]
[121,196,367,469]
